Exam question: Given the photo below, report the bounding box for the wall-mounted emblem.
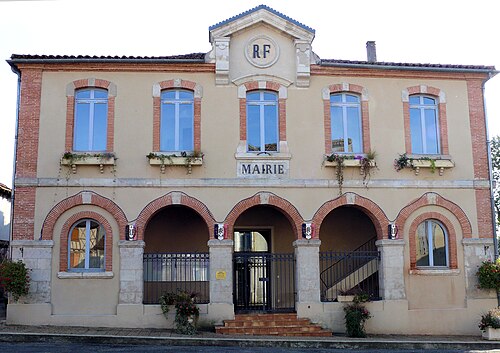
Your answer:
[245,35,280,68]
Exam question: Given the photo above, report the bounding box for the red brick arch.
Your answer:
[395,192,472,239]
[224,192,303,240]
[312,193,389,240]
[408,212,458,269]
[41,191,128,240]
[135,192,216,241]
[59,211,113,272]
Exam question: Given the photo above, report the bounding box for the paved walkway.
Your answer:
[0,320,499,350]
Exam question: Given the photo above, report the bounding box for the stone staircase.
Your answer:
[216,313,332,337]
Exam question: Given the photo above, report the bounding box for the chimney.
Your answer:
[366,41,377,62]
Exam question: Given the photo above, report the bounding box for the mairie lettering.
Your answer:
[241,163,285,175]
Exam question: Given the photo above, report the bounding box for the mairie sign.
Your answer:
[237,160,289,179]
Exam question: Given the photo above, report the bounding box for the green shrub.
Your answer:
[0,260,30,302]
[159,290,200,335]
[479,308,500,331]
[344,302,371,337]
[477,260,500,291]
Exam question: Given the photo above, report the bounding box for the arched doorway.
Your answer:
[233,205,295,312]
[318,206,379,301]
[143,205,209,304]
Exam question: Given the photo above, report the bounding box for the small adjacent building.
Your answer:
[0,183,11,260]
[6,5,498,334]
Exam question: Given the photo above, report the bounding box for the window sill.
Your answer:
[235,152,292,160]
[148,153,203,174]
[406,155,454,176]
[57,271,114,279]
[61,153,116,174]
[409,268,460,276]
[324,156,375,176]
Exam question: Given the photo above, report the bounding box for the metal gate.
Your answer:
[233,252,295,313]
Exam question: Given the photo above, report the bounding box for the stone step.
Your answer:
[216,313,332,337]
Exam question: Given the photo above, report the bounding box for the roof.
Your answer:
[209,4,315,34]
[8,53,496,74]
[0,183,11,200]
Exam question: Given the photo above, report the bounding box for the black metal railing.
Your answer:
[143,252,209,304]
[320,237,379,301]
[234,252,295,313]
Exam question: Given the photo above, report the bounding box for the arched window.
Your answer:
[409,95,439,154]
[330,93,362,153]
[415,219,448,267]
[160,89,194,152]
[246,90,278,152]
[69,219,105,271]
[73,88,108,151]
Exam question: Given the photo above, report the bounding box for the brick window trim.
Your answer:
[402,85,449,155]
[408,212,458,270]
[322,83,371,155]
[395,192,472,239]
[152,79,202,152]
[236,80,289,156]
[65,78,117,152]
[59,211,113,272]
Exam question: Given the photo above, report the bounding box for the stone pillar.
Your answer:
[463,238,496,298]
[376,239,406,300]
[214,37,230,85]
[207,239,234,323]
[294,239,321,303]
[118,240,145,304]
[208,239,233,304]
[10,240,53,304]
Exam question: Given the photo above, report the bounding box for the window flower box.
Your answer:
[147,152,203,174]
[394,153,454,176]
[60,152,116,174]
[324,158,376,171]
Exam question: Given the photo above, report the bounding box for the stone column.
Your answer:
[10,240,53,304]
[207,239,234,323]
[376,239,406,300]
[294,239,321,308]
[118,240,145,304]
[463,238,496,298]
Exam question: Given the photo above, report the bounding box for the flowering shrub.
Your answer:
[479,308,500,331]
[159,291,200,335]
[0,260,30,302]
[477,260,500,291]
[343,293,372,337]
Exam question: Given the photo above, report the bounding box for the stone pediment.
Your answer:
[207,5,317,87]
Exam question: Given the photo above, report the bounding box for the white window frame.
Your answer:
[160,89,194,152]
[330,93,362,154]
[417,219,449,268]
[246,90,279,153]
[74,88,108,152]
[68,219,105,272]
[409,95,440,154]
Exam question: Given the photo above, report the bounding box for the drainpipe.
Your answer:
[483,75,500,306]
[8,64,21,260]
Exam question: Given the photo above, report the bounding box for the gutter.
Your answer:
[483,75,500,306]
[8,64,21,260]
[319,60,498,75]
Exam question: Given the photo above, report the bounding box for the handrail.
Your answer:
[319,236,377,290]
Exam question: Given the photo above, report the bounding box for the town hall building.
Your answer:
[6,5,498,335]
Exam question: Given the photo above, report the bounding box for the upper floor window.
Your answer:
[330,93,362,153]
[409,95,439,154]
[74,88,108,151]
[160,89,194,152]
[415,219,448,267]
[69,219,105,271]
[246,91,278,152]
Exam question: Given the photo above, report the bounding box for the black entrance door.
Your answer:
[233,230,295,313]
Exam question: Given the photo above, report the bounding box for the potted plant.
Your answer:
[479,308,500,340]
[0,259,30,302]
[343,293,372,337]
[159,290,200,335]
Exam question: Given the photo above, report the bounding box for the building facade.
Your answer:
[6,5,498,334]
